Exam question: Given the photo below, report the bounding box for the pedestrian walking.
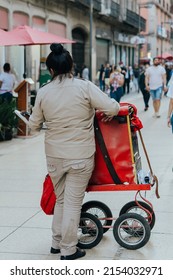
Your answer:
[145,57,167,118]
[139,63,150,111]
[103,62,111,95]
[133,64,140,93]
[109,65,124,103]
[28,43,120,260]
[82,64,89,80]
[119,62,126,95]
[166,77,173,131]
[98,64,105,91]
[123,65,132,94]
[73,63,80,78]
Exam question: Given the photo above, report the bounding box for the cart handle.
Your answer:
[138,130,160,199]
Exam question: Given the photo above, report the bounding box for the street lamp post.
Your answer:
[161,22,163,58]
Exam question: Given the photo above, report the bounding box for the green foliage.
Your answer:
[0,96,18,140]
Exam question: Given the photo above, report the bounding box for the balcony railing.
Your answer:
[74,0,120,18]
[110,1,120,18]
[126,9,146,31]
[75,0,101,11]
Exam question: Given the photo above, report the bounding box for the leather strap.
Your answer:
[94,117,122,184]
[138,130,160,199]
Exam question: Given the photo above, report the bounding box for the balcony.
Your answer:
[69,0,101,12]
[157,25,170,40]
[82,0,101,12]
[124,9,146,32]
[74,0,120,16]
[98,0,120,27]
[110,1,120,18]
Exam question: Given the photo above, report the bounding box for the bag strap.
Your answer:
[94,117,122,184]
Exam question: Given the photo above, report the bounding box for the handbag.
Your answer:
[96,71,100,80]
[40,174,56,215]
[130,80,133,90]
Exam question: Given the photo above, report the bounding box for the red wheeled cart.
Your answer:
[78,103,159,250]
[41,103,159,250]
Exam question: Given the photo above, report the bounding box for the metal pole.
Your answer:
[138,4,141,84]
[90,0,93,81]
[138,6,141,68]
[161,22,163,58]
[23,46,27,79]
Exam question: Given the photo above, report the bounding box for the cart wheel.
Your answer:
[78,212,103,249]
[82,200,113,233]
[119,201,155,231]
[113,213,151,250]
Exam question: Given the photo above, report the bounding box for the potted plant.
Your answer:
[0,96,18,141]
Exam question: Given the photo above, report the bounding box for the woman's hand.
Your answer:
[167,116,171,127]
[145,85,150,92]
[21,111,30,120]
[99,112,114,122]
[101,115,114,122]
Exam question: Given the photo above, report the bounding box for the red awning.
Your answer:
[8,25,75,45]
[157,52,173,60]
[0,25,75,46]
[0,29,22,46]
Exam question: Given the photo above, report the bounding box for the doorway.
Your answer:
[72,27,86,76]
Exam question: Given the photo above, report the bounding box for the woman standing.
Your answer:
[28,44,120,260]
[0,63,16,103]
[109,65,124,102]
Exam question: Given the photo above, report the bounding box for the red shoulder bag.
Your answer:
[40,174,56,215]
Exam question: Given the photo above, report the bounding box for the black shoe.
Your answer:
[50,247,60,254]
[60,248,86,260]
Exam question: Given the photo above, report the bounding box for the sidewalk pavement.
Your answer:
[0,90,173,260]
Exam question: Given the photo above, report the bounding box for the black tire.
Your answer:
[82,200,113,233]
[78,212,103,249]
[119,201,155,230]
[113,213,151,250]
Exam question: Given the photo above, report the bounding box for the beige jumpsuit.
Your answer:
[29,76,120,256]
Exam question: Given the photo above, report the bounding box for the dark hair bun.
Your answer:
[50,43,63,55]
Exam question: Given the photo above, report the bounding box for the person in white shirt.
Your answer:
[29,43,120,260]
[145,57,167,118]
[82,64,89,80]
[0,63,15,102]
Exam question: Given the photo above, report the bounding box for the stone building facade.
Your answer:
[0,0,146,86]
[139,0,173,61]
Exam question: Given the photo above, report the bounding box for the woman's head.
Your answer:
[3,63,11,72]
[113,65,121,72]
[46,43,73,80]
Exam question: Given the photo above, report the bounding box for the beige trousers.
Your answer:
[46,155,94,256]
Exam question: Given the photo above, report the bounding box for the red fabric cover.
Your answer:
[89,116,135,185]
[89,103,143,186]
[40,174,56,215]
[131,115,143,132]
[117,105,129,116]
[120,102,143,131]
